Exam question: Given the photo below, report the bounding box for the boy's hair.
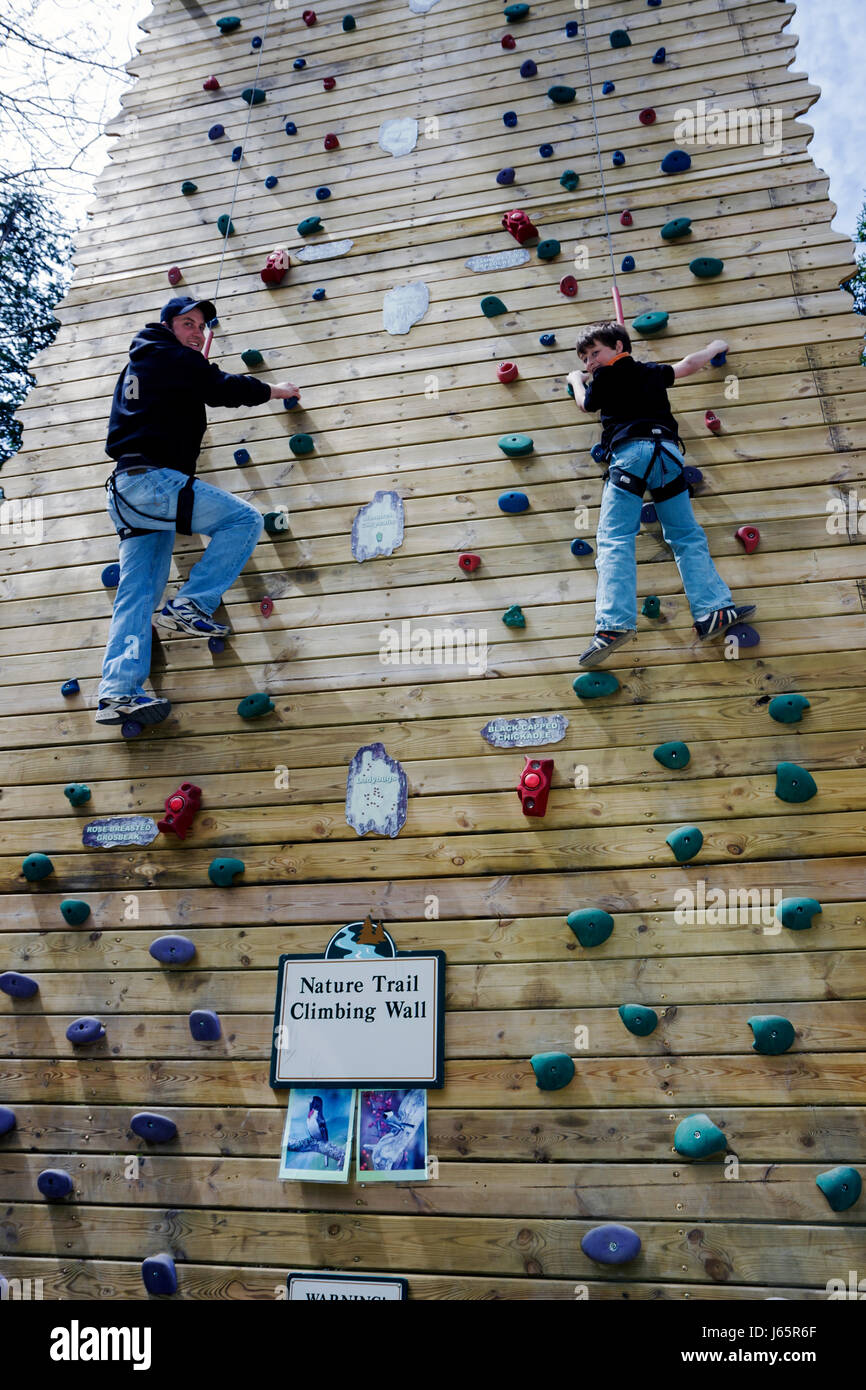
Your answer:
[575,321,631,358]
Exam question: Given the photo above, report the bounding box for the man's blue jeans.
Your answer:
[595,439,733,630]
[99,468,264,699]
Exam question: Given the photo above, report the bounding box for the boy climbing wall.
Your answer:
[96,295,300,725]
[566,320,754,668]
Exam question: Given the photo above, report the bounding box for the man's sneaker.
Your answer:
[156,598,230,638]
[694,603,757,641]
[95,695,171,726]
[578,629,636,667]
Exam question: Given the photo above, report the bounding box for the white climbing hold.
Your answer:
[293,238,354,261]
[383,281,430,335]
[408,0,441,11]
[378,117,419,157]
[465,249,532,272]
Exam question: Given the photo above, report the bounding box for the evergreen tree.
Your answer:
[840,200,866,362]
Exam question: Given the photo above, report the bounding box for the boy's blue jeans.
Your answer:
[99,467,264,700]
[595,439,733,630]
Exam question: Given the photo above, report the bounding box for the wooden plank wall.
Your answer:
[1,0,864,1300]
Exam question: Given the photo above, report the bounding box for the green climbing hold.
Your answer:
[673,1112,727,1160]
[342,15,356,32]
[208,857,245,887]
[22,853,54,882]
[748,1015,795,1056]
[217,214,235,236]
[610,29,631,47]
[530,1052,575,1091]
[504,3,530,19]
[297,215,322,236]
[666,825,703,862]
[536,239,561,261]
[775,897,822,931]
[241,349,263,368]
[547,85,576,105]
[60,900,91,927]
[775,761,817,804]
[502,605,526,628]
[689,256,724,278]
[768,694,810,724]
[653,741,690,770]
[573,670,620,699]
[567,908,614,949]
[241,87,266,105]
[641,595,660,618]
[498,433,534,456]
[264,511,289,535]
[559,169,580,191]
[238,692,275,719]
[660,217,692,241]
[481,295,508,318]
[63,783,91,807]
[289,433,314,456]
[180,181,198,195]
[816,1165,862,1213]
[216,16,241,32]
[633,311,669,336]
[618,1004,658,1037]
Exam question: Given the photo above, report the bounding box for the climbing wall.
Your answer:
[1,0,864,1300]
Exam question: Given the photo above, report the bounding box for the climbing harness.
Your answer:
[106,460,196,540]
[603,424,689,502]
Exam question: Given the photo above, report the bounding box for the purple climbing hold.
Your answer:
[581,1224,641,1265]
[207,124,225,141]
[0,972,38,999]
[189,1009,222,1041]
[683,465,704,491]
[37,1169,74,1200]
[0,1106,16,1137]
[496,168,516,185]
[66,1017,106,1045]
[131,1113,178,1143]
[503,111,518,127]
[728,623,760,647]
[142,1253,178,1295]
[520,59,537,78]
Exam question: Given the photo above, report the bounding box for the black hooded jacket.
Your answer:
[105,322,273,477]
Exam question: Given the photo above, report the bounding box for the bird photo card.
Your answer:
[355,1088,429,1182]
[279,1087,356,1183]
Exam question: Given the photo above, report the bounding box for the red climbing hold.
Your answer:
[638,108,656,125]
[157,782,202,840]
[323,76,336,90]
[501,33,516,49]
[459,553,481,573]
[620,210,633,226]
[302,8,317,24]
[203,76,220,91]
[559,274,578,297]
[324,133,340,150]
[261,251,289,286]
[260,596,274,617]
[501,208,539,245]
[517,757,554,817]
[735,525,760,554]
[497,361,519,383]
[167,267,182,286]
[705,410,722,434]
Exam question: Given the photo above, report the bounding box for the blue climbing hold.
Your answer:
[496,168,515,185]
[207,124,225,141]
[208,637,226,654]
[601,81,615,94]
[142,1254,178,1296]
[503,111,517,127]
[582,1224,641,1265]
[265,176,278,189]
[66,1017,106,1045]
[283,395,299,410]
[189,1009,222,1042]
[519,59,537,78]
[661,150,691,173]
[315,186,331,200]
[728,624,760,648]
[591,443,607,463]
[612,150,626,166]
[312,287,326,300]
[621,255,635,272]
[285,121,297,135]
[251,35,262,48]
[566,20,578,36]
[293,57,306,69]
[61,679,80,696]
[131,1113,178,1143]
[539,333,555,347]
[231,146,242,161]
[498,491,530,513]
[149,935,197,966]
[234,448,251,467]
[647,0,662,6]
[652,46,666,63]
[571,539,593,556]
[710,350,727,367]
[38,1169,73,1200]
[0,972,39,999]
[641,503,657,524]
[101,563,120,588]
[0,1107,16,1137]
[539,144,553,158]
[683,465,704,490]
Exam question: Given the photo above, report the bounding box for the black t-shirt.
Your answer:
[583,355,679,453]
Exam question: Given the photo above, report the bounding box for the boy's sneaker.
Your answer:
[694,603,756,641]
[578,629,636,667]
[95,695,171,726]
[156,598,230,638]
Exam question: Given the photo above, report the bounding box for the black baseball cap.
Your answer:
[160,295,217,326]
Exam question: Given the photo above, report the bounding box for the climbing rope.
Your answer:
[578,20,624,325]
[203,0,275,356]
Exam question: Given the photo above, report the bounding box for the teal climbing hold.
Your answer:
[498,433,534,456]
[502,605,526,628]
[241,87,266,105]
[217,214,235,236]
[673,1113,727,1160]
[559,169,580,191]
[666,825,702,862]
[208,857,245,887]
[504,3,530,19]
[775,897,822,931]
[633,311,669,336]
[342,15,356,31]
[768,694,810,724]
[567,908,614,949]
[661,150,691,174]
[573,670,620,699]
[618,1004,658,1037]
[653,741,690,770]
[63,783,91,807]
[264,511,289,535]
[748,1015,795,1056]
[238,692,274,719]
[610,29,631,47]
[180,181,197,195]
[289,433,314,456]
[641,595,660,618]
[775,761,817,804]
[298,215,322,236]
[60,900,91,927]
[22,853,54,882]
[660,217,692,240]
[536,239,561,261]
[547,85,576,104]
[689,256,724,278]
[816,1165,862,1213]
[530,1052,575,1091]
[481,295,508,318]
[241,349,263,368]
[216,16,241,32]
